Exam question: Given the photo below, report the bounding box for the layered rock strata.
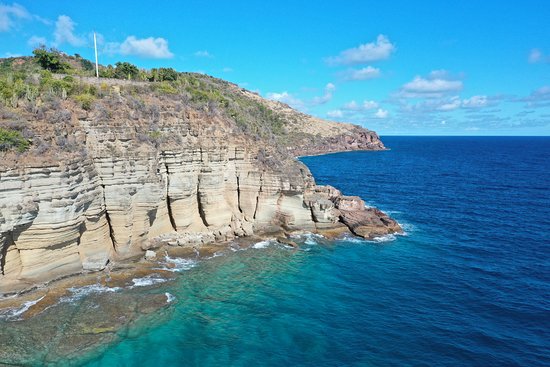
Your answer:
[0,88,400,295]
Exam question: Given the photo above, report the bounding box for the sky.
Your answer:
[1,1,549,135]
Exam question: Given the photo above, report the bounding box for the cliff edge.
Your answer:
[0,55,400,295]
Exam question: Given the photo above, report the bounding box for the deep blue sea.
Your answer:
[80,137,549,366]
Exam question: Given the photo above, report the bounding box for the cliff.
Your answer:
[0,57,400,295]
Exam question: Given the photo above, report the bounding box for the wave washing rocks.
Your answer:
[0,75,401,296]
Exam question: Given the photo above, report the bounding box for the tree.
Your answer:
[114,62,139,80]
[32,47,70,73]
[158,67,178,81]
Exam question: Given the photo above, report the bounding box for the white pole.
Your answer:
[93,32,99,78]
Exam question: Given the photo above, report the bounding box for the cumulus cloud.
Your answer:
[462,95,489,108]
[267,83,336,111]
[327,110,344,118]
[528,48,550,64]
[327,99,382,121]
[194,50,212,58]
[343,100,379,111]
[437,97,462,111]
[340,66,381,81]
[0,3,30,32]
[107,36,174,58]
[398,95,497,114]
[327,35,396,65]
[403,77,462,95]
[53,15,85,46]
[518,86,550,108]
[374,108,389,118]
[400,70,463,98]
[311,83,336,106]
[28,35,47,47]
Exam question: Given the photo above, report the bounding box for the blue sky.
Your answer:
[1,1,549,135]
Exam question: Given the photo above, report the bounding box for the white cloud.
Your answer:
[403,77,462,94]
[266,91,305,109]
[343,100,379,111]
[374,108,389,118]
[327,110,344,118]
[518,86,550,108]
[362,100,379,110]
[343,100,360,110]
[311,83,336,106]
[341,66,381,81]
[0,3,30,32]
[267,83,335,110]
[438,96,461,111]
[400,71,463,98]
[3,52,22,57]
[28,35,47,47]
[398,95,497,114]
[222,67,233,73]
[462,95,488,108]
[194,50,212,58]
[528,48,550,64]
[327,35,396,65]
[528,49,542,63]
[326,99,382,121]
[54,15,85,47]
[115,36,174,58]
[529,48,542,64]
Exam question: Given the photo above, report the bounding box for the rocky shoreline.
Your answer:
[0,70,400,298]
[0,228,403,365]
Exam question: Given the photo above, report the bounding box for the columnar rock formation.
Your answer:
[0,79,400,295]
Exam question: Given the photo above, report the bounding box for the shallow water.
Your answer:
[1,136,549,366]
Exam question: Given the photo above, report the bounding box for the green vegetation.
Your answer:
[176,73,287,139]
[154,81,178,94]
[75,93,96,110]
[33,47,72,73]
[0,48,292,148]
[0,128,30,152]
[150,67,178,82]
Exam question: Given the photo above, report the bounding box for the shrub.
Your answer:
[74,93,96,111]
[114,62,139,80]
[32,47,72,73]
[155,81,178,95]
[0,128,30,152]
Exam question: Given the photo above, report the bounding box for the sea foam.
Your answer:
[0,296,45,321]
[165,292,176,303]
[59,284,121,303]
[130,275,167,288]
[159,255,198,272]
[252,240,273,249]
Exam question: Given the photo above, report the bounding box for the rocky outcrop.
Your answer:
[236,87,386,156]
[0,81,400,295]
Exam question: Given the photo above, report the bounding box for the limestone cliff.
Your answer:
[0,70,399,295]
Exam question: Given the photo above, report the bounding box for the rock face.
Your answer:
[237,88,386,156]
[0,80,400,295]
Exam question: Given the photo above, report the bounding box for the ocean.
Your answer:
[3,136,550,366]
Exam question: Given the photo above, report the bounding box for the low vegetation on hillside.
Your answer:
[0,47,295,159]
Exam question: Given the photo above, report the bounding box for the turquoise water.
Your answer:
[5,137,549,366]
[80,137,550,366]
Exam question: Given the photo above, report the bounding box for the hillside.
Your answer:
[0,50,398,295]
[0,49,384,164]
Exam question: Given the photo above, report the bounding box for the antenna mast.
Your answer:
[93,32,99,78]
